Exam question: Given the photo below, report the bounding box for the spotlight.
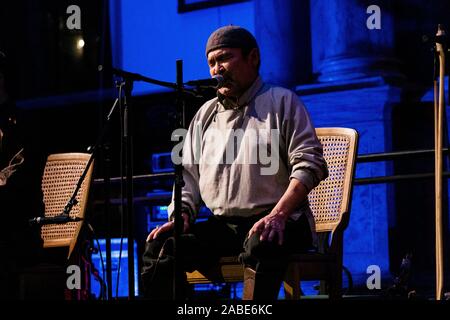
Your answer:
[77,38,85,49]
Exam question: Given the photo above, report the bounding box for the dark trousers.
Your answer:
[141,213,312,300]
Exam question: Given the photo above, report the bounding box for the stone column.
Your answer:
[254,0,311,87]
[310,0,402,82]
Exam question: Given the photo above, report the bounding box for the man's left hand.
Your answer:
[248,210,289,245]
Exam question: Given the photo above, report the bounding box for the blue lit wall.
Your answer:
[109,0,255,95]
[90,239,139,299]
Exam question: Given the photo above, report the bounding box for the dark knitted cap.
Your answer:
[205,25,258,57]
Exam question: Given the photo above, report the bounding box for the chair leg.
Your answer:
[329,264,342,299]
[283,280,302,300]
[243,267,255,300]
[283,265,301,299]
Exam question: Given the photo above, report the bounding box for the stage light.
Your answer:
[77,38,85,49]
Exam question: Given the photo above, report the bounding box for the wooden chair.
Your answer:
[40,153,94,259]
[19,153,94,299]
[186,127,359,300]
[278,127,358,299]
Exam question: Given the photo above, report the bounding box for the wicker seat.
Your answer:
[186,127,359,300]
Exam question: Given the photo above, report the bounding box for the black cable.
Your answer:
[87,223,107,300]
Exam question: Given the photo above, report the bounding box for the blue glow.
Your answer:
[90,238,139,298]
[152,152,174,173]
[110,0,255,95]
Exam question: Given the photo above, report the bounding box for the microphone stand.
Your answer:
[112,69,172,300]
[60,96,120,221]
[97,83,128,301]
[41,95,121,301]
[111,64,198,300]
[122,77,135,300]
[433,24,447,301]
[173,60,185,300]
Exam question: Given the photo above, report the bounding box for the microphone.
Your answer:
[29,215,83,226]
[185,75,225,88]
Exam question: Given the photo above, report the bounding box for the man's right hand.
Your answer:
[146,212,191,242]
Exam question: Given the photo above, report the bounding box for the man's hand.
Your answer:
[248,179,308,245]
[146,212,191,242]
[248,210,289,245]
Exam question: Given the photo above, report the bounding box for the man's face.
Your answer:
[207,47,259,98]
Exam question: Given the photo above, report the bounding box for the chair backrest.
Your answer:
[308,128,358,234]
[40,153,94,258]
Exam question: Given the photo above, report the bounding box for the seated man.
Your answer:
[0,51,45,299]
[141,26,328,300]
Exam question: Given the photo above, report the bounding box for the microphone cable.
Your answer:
[87,222,107,300]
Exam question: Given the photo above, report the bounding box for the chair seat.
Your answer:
[186,256,243,284]
[186,252,337,285]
